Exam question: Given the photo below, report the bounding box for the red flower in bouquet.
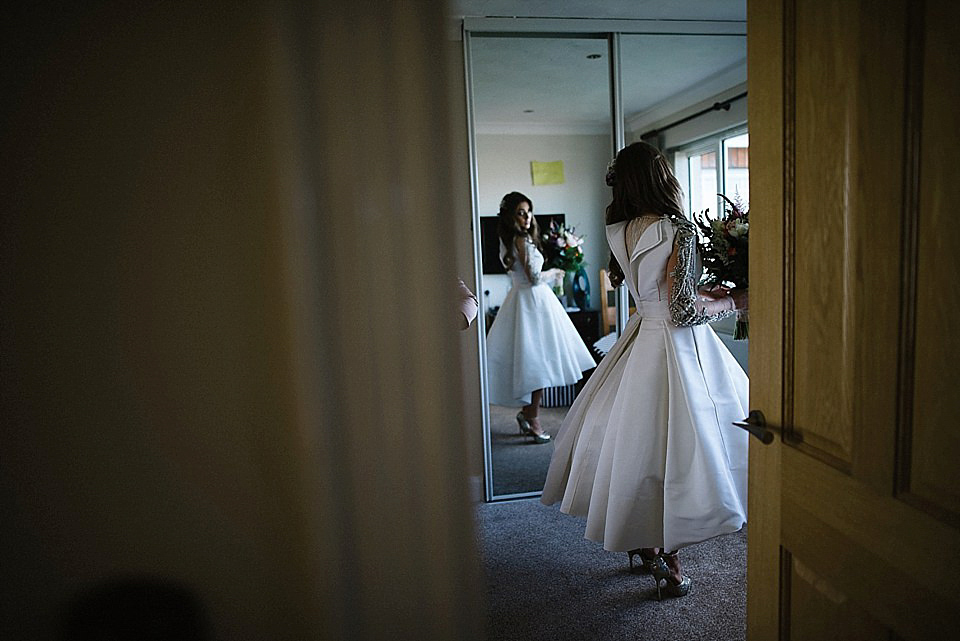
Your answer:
[694,194,749,339]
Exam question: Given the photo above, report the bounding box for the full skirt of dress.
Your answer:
[486,283,596,407]
[541,313,749,553]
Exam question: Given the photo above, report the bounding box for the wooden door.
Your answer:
[747,0,960,638]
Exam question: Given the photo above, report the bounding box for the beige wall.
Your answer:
[475,132,611,312]
[1,2,482,639]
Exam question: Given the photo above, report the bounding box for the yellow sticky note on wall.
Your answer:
[531,160,565,186]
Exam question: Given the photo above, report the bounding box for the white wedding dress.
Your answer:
[486,238,597,407]
[541,215,748,553]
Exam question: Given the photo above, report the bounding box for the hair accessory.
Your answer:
[605,158,616,186]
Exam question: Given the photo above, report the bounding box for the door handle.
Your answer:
[732,410,775,445]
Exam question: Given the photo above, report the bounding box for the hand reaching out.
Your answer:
[698,285,748,311]
[697,284,730,300]
[542,268,565,286]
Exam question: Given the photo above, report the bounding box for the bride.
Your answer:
[485,191,597,444]
[541,142,749,599]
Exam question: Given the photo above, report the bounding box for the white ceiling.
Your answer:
[451,0,747,132]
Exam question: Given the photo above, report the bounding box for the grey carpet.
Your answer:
[489,404,567,496]
[476,499,746,641]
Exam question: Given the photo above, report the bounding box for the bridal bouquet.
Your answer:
[694,194,749,339]
[541,220,586,298]
[542,220,586,272]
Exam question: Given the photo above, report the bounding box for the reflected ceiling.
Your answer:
[455,1,747,130]
[470,35,746,129]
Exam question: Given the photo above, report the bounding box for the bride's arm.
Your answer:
[515,237,540,285]
[666,221,739,326]
[540,267,564,286]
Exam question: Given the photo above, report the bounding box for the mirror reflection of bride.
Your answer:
[485,191,597,443]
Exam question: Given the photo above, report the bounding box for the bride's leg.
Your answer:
[654,550,691,599]
[522,389,545,435]
[521,390,550,442]
[626,547,661,573]
[661,550,684,584]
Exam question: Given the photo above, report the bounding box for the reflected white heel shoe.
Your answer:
[516,412,550,444]
[516,411,531,435]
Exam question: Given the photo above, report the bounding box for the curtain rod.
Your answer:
[639,91,747,140]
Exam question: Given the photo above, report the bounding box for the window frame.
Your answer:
[671,124,749,220]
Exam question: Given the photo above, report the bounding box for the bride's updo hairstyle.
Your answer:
[605,141,686,225]
[497,191,542,272]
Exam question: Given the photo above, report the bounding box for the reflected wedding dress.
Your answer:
[486,238,596,407]
[541,215,748,553]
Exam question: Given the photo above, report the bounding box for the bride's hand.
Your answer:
[698,284,730,300]
[544,268,564,285]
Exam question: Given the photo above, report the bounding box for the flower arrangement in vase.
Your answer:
[541,220,587,305]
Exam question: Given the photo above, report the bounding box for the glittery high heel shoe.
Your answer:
[650,551,691,600]
[516,412,550,444]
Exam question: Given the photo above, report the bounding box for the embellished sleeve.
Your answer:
[667,218,736,327]
[517,238,540,285]
[499,238,539,285]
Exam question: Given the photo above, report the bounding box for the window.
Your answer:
[687,149,718,218]
[727,147,748,168]
[675,128,749,220]
[722,133,749,206]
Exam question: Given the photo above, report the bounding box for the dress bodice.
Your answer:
[606,217,674,308]
[500,237,544,288]
[606,216,733,327]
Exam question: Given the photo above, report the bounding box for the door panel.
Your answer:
[748,0,960,638]
[787,554,890,641]
[792,0,859,467]
[909,0,960,521]
[782,448,960,638]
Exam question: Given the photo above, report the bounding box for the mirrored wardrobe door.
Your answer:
[468,33,612,499]
[615,32,749,321]
[619,33,749,372]
[466,25,748,501]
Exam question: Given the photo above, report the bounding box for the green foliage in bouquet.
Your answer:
[694,194,749,339]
